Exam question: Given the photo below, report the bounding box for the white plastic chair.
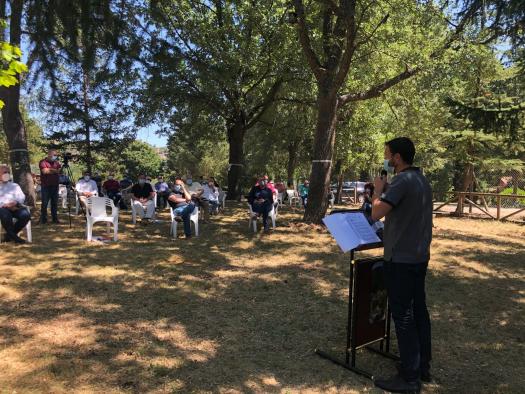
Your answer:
[59,185,68,209]
[170,206,199,238]
[329,193,335,208]
[0,207,32,243]
[248,204,276,233]
[219,191,227,211]
[277,192,284,207]
[131,199,156,224]
[85,197,119,242]
[287,190,301,207]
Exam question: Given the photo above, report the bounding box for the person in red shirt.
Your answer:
[102,173,122,207]
[39,149,62,224]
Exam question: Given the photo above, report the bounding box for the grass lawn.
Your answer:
[0,203,523,393]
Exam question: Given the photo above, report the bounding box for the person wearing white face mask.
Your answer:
[0,165,30,244]
[39,148,62,224]
[75,171,99,211]
[130,174,156,222]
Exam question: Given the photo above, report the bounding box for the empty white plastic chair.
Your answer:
[0,207,32,243]
[85,196,119,242]
[170,206,199,238]
[248,204,276,233]
[59,185,68,209]
[287,190,301,207]
[277,192,284,207]
[218,191,227,211]
[329,193,335,208]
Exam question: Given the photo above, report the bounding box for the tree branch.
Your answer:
[294,0,324,81]
[245,79,283,129]
[339,66,418,104]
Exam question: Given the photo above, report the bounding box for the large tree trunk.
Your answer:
[455,163,474,214]
[226,121,246,200]
[334,159,344,203]
[286,141,299,186]
[303,90,338,223]
[0,0,36,207]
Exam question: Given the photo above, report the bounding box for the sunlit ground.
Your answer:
[0,202,523,393]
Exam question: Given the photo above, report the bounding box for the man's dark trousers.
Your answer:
[251,202,272,229]
[384,261,431,381]
[41,185,59,222]
[0,207,30,239]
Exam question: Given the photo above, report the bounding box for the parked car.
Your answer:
[331,181,368,203]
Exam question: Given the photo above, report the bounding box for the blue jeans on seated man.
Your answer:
[173,202,195,236]
[384,261,432,382]
[251,201,272,230]
[0,207,31,240]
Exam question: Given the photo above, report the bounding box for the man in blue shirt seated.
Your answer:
[154,176,170,209]
[167,177,195,239]
[248,176,274,232]
[0,165,30,244]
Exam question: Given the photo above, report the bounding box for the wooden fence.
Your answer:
[433,191,525,221]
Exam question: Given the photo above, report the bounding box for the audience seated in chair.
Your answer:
[202,177,220,215]
[131,174,156,222]
[186,176,211,222]
[119,174,133,209]
[248,176,274,232]
[102,173,122,208]
[76,171,99,211]
[298,179,310,208]
[0,165,30,244]
[168,177,195,239]
[155,176,170,209]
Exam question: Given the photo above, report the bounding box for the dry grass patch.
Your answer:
[0,204,523,393]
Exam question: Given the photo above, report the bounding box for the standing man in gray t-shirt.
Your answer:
[371,137,433,393]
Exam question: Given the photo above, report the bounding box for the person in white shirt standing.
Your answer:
[75,171,99,211]
[0,165,30,244]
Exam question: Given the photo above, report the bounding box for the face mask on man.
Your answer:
[51,155,58,161]
[138,179,146,185]
[186,179,193,186]
[1,173,10,182]
[108,175,114,180]
[384,159,394,173]
[174,184,182,192]
[84,175,91,181]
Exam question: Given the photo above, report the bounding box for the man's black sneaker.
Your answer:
[374,374,421,393]
[395,362,432,383]
[174,216,183,222]
[52,219,60,224]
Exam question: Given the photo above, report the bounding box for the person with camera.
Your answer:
[371,137,433,393]
[248,176,274,232]
[0,165,30,244]
[167,177,195,238]
[75,171,99,210]
[39,149,61,224]
[131,174,156,222]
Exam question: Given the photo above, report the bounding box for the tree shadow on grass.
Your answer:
[0,207,523,393]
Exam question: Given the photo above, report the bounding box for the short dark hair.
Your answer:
[385,137,415,165]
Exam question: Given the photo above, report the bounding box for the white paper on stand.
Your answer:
[322,212,381,253]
